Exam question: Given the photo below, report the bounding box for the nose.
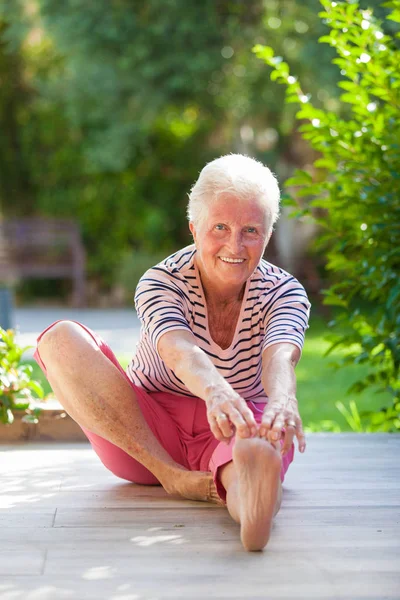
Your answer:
[227,230,244,255]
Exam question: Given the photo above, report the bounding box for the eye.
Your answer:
[246,227,257,234]
[214,224,226,231]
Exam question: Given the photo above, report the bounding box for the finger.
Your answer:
[228,406,257,438]
[259,411,285,441]
[208,415,229,443]
[268,417,286,443]
[295,421,307,453]
[280,423,296,456]
[213,414,233,440]
[258,406,281,438]
[241,406,259,437]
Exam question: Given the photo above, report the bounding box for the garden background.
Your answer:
[0,0,399,434]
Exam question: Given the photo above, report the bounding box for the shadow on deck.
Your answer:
[1,433,399,599]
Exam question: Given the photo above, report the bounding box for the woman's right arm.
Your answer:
[158,330,258,442]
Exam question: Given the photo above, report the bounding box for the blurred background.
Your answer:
[0,0,396,432]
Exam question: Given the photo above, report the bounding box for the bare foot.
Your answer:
[162,469,225,506]
[233,436,282,551]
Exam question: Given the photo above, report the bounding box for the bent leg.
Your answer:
[35,321,219,502]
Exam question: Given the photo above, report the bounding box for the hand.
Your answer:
[205,386,258,444]
[258,395,306,456]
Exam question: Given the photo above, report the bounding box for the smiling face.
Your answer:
[189,193,271,300]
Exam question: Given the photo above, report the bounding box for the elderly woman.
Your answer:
[34,154,311,552]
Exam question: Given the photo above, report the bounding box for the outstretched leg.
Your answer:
[220,436,283,551]
[37,321,221,504]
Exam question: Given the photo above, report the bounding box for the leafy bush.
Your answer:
[0,327,44,425]
[0,0,344,290]
[255,0,400,431]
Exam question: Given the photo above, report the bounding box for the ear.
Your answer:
[189,221,197,245]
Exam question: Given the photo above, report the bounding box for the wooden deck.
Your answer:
[1,433,399,600]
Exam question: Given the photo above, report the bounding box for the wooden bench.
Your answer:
[0,217,86,307]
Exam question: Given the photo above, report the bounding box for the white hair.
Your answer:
[187,154,281,232]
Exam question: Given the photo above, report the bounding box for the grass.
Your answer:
[295,316,390,431]
[23,314,391,432]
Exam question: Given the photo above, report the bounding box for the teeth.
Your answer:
[220,257,245,264]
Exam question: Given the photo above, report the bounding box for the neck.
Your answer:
[196,266,245,307]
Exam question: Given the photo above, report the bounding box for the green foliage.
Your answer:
[0,0,345,289]
[0,327,44,425]
[114,249,175,304]
[255,0,400,432]
[305,419,342,433]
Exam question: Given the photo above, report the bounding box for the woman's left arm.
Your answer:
[259,342,306,456]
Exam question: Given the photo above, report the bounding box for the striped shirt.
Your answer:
[127,244,311,402]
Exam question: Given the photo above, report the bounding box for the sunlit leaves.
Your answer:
[255,0,400,431]
[0,328,44,424]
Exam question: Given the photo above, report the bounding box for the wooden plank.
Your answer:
[1,504,398,539]
[38,548,400,600]
[1,477,62,494]
[0,510,56,528]
[1,435,400,600]
[1,522,399,552]
[0,548,46,576]
[7,470,400,493]
[39,545,400,575]
[0,572,399,600]
[49,505,399,530]
[2,485,398,510]
[0,490,221,510]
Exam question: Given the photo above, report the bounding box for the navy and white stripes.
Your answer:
[127,245,311,402]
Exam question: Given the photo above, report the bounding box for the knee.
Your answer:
[38,320,92,362]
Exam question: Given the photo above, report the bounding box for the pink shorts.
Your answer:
[34,320,295,504]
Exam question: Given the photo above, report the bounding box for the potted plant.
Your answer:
[0,326,44,434]
[0,327,88,441]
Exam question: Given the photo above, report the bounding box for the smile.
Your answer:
[219,257,245,264]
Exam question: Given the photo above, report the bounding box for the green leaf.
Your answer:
[387,284,400,309]
[323,296,348,308]
[318,35,334,44]
[13,402,30,410]
[314,158,336,169]
[26,380,44,399]
[252,45,274,60]
[338,81,358,92]
[6,408,14,425]
[387,10,400,23]
[285,169,313,186]
[335,400,364,432]
[280,194,297,207]
[285,94,300,103]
